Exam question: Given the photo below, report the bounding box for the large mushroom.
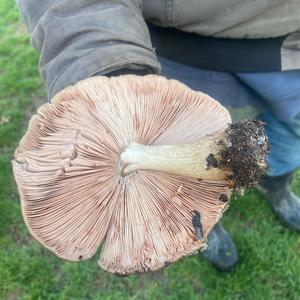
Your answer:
[13,75,269,275]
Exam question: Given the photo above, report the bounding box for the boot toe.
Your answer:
[201,223,239,272]
[259,173,300,231]
[274,190,300,231]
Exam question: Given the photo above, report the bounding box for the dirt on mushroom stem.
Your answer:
[219,119,270,192]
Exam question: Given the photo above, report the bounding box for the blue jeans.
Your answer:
[159,57,300,176]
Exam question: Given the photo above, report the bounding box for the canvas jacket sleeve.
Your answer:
[17,0,161,99]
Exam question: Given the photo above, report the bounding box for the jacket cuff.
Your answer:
[46,43,160,99]
[103,68,154,77]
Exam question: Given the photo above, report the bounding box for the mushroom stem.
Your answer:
[118,131,232,180]
[118,120,270,190]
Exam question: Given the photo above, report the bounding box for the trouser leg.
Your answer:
[235,70,300,176]
[234,71,300,230]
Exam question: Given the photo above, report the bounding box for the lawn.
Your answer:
[1,1,300,299]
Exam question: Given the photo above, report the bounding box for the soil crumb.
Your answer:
[221,119,270,190]
[219,194,229,202]
[206,153,218,168]
[192,210,203,240]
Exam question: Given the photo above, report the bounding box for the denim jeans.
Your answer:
[158,56,300,177]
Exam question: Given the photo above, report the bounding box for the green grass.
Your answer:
[1,1,300,299]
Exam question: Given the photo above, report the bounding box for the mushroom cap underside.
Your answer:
[13,75,231,275]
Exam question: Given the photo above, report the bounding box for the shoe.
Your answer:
[259,172,300,231]
[201,223,239,271]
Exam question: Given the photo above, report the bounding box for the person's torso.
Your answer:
[143,0,300,39]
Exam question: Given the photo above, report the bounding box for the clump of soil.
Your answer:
[219,194,229,202]
[192,210,203,240]
[206,153,218,168]
[220,119,270,190]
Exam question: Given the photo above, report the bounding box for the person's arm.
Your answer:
[17,0,161,99]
